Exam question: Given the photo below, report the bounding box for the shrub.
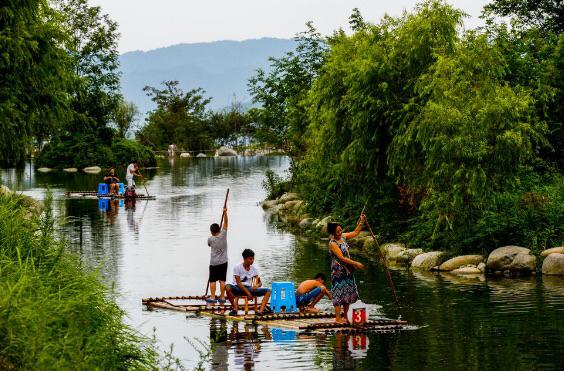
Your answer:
[111,139,157,167]
[262,170,290,200]
[35,135,156,169]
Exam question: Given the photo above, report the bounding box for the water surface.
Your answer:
[3,157,564,370]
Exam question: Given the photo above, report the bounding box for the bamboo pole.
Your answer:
[364,218,404,319]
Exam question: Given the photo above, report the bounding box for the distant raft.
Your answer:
[142,295,409,335]
[65,191,156,200]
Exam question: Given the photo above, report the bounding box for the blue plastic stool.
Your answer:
[271,328,297,342]
[271,282,297,313]
[98,183,108,195]
[98,198,109,211]
[117,182,125,195]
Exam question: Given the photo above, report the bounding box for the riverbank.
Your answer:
[262,193,564,277]
[0,188,162,368]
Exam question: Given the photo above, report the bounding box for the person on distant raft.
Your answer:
[327,215,366,324]
[226,249,272,316]
[126,160,140,188]
[295,273,332,313]
[103,167,120,195]
[206,206,229,304]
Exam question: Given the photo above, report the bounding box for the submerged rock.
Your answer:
[396,248,424,263]
[439,255,484,271]
[451,267,483,275]
[63,168,78,172]
[542,254,564,275]
[411,252,445,269]
[218,146,237,156]
[180,152,191,158]
[83,166,102,174]
[37,167,55,172]
[541,247,564,257]
[486,246,532,273]
[196,153,207,158]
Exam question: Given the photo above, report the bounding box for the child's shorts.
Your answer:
[296,287,322,307]
[209,262,228,282]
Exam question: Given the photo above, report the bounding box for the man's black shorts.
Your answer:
[209,262,228,282]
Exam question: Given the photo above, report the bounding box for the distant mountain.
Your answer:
[118,38,297,116]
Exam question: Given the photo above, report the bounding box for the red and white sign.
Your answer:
[352,308,366,325]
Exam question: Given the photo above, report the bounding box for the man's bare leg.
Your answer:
[209,281,216,301]
[219,281,226,300]
[259,291,271,312]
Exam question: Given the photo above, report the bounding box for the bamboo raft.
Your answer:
[65,190,156,200]
[142,296,408,334]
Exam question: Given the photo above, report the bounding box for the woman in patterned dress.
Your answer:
[328,216,366,324]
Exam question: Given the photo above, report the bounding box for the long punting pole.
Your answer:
[205,189,230,297]
[364,217,403,319]
[138,172,150,197]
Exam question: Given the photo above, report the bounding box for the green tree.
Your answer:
[483,0,564,34]
[248,22,327,159]
[55,0,121,136]
[0,0,72,163]
[389,31,547,233]
[138,80,212,151]
[113,99,140,138]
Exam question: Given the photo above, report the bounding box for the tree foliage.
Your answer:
[248,22,328,159]
[112,99,140,138]
[0,0,72,163]
[483,0,564,34]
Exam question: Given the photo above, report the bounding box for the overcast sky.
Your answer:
[89,0,489,54]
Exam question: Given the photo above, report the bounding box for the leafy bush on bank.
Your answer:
[262,170,290,200]
[0,193,160,369]
[35,134,156,169]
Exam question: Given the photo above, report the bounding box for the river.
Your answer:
[2,157,564,370]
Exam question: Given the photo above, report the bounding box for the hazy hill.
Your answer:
[118,38,297,115]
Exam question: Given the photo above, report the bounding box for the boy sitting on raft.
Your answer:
[226,249,271,315]
[296,273,332,313]
[206,206,228,304]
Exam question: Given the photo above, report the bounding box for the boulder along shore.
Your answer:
[262,193,564,277]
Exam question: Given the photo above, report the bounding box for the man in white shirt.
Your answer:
[226,249,271,315]
[126,160,140,188]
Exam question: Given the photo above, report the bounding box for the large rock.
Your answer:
[317,216,333,234]
[283,200,300,210]
[381,243,407,260]
[299,218,313,229]
[83,166,102,173]
[543,254,564,276]
[63,168,78,172]
[196,153,207,158]
[218,146,237,156]
[292,200,303,211]
[541,247,564,257]
[180,152,191,158]
[439,255,484,271]
[261,200,278,209]
[411,252,445,269]
[1,185,11,196]
[279,193,300,203]
[486,246,531,271]
[396,248,424,263]
[507,253,537,273]
[37,167,55,172]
